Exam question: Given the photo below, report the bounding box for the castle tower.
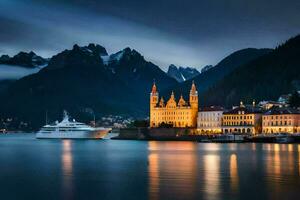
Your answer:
[189,81,198,108]
[150,81,159,127]
[189,81,198,127]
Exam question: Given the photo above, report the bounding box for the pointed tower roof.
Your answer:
[178,94,186,107]
[171,91,175,99]
[159,97,165,107]
[166,91,176,108]
[151,81,157,94]
[190,80,197,95]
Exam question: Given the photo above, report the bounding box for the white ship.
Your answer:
[36,112,111,139]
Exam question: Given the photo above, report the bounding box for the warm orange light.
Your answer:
[204,155,220,199]
[230,154,239,192]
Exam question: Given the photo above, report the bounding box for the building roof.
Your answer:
[223,106,262,115]
[264,107,300,115]
[200,106,224,112]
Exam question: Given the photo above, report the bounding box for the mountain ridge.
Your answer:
[200,34,300,106]
[0,51,48,68]
[161,48,273,99]
[0,43,176,129]
[167,64,200,82]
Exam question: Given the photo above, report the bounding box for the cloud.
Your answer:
[0,0,203,70]
[0,65,40,80]
[0,0,299,70]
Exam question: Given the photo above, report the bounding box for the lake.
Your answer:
[0,133,300,200]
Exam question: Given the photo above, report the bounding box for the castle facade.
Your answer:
[150,82,198,128]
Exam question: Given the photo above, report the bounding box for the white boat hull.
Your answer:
[36,129,110,139]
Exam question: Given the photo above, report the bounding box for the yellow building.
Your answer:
[150,81,198,128]
[262,107,300,134]
[222,102,262,135]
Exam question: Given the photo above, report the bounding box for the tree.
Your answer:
[132,120,149,128]
[288,91,300,108]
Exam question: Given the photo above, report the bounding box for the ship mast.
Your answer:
[93,114,96,128]
[45,110,48,125]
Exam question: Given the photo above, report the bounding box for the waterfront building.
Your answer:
[262,107,300,134]
[149,81,198,128]
[222,102,262,135]
[197,106,223,134]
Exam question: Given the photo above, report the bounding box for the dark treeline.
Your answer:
[200,35,300,107]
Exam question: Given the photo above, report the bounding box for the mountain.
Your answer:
[162,48,273,99]
[0,51,48,68]
[0,44,176,129]
[167,64,200,82]
[0,51,47,89]
[200,34,300,107]
[200,65,213,73]
[0,80,15,92]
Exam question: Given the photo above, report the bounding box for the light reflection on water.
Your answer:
[147,142,300,200]
[62,140,73,200]
[230,154,238,193]
[148,141,198,200]
[298,145,300,175]
[203,154,220,200]
[1,134,300,200]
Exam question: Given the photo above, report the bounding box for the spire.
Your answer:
[171,91,175,99]
[178,94,186,107]
[159,97,165,107]
[151,80,157,94]
[166,91,176,108]
[190,80,197,95]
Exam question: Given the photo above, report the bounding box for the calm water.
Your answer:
[1,134,300,200]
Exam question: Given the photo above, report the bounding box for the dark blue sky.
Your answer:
[0,0,299,70]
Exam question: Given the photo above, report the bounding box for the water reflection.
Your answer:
[148,141,197,200]
[230,154,239,193]
[274,144,281,175]
[62,140,73,199]
[147,142,300,200]
[3,135,300,200]
[203,154,220,200]
[298,145,300,175]
[148,152,159,200]
[262,143,300,199]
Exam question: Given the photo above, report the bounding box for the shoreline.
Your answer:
[112,135,300,144]
[3,130,300,144]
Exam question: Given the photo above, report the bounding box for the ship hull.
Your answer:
[36,129,110,139]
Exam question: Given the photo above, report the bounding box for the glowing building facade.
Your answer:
[222,102,262,135]
[150,82,198,128]
[262,107,300,134]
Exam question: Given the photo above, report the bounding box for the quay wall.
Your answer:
[116,128,198,140]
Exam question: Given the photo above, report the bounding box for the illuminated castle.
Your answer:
[150,81,198,128]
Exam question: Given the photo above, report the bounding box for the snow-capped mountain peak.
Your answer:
[167,64,200,82]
